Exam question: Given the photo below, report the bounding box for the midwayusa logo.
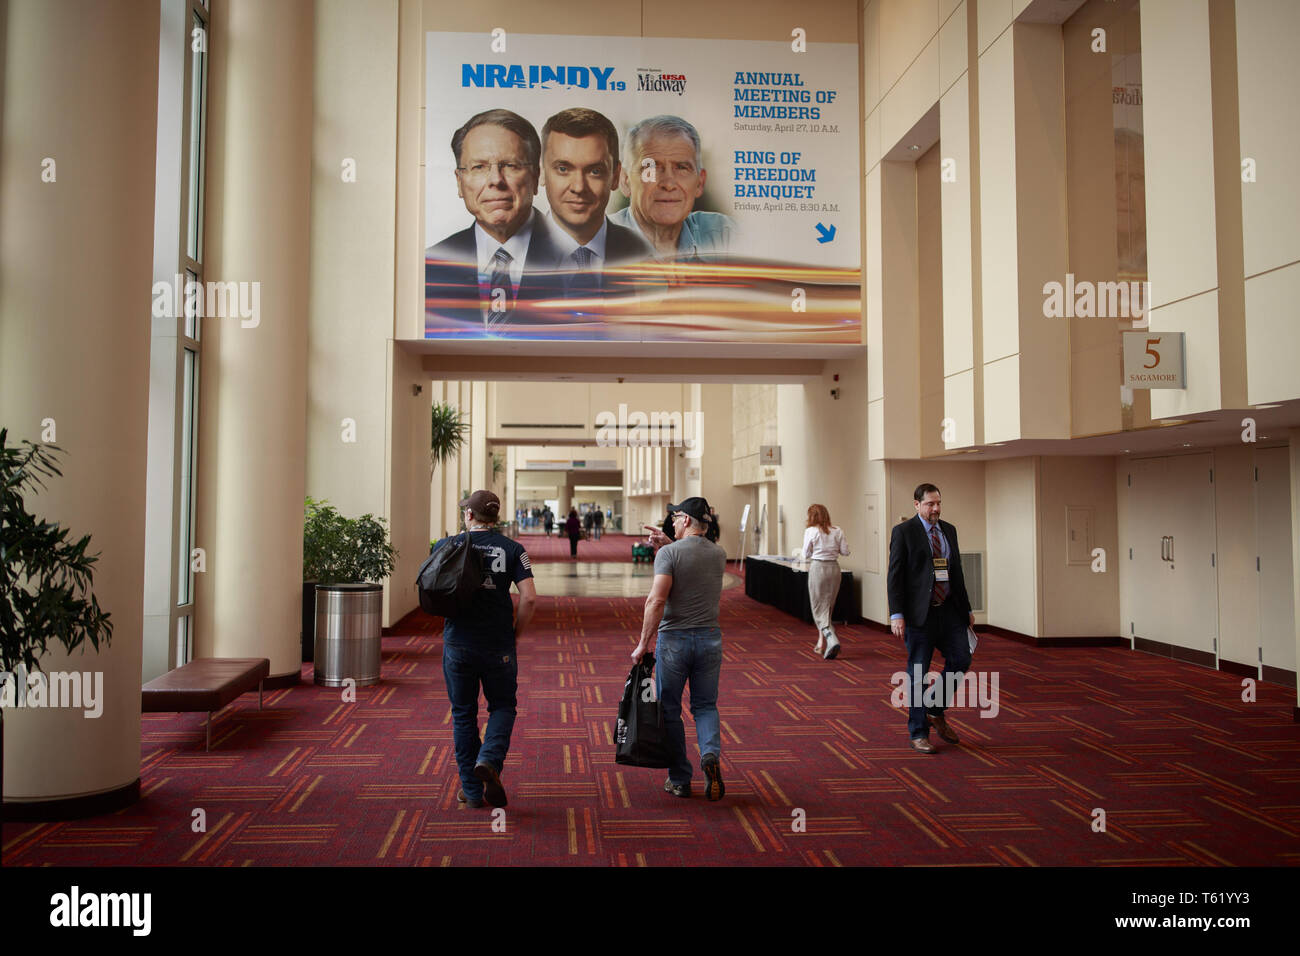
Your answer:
[637,69,687,94]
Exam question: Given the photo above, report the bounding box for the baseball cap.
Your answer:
[459,489,501,518]
[668,496,712,523]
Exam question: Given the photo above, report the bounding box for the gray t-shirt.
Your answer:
[654,534,727,630]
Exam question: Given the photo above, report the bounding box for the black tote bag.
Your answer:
[614,653,671,768]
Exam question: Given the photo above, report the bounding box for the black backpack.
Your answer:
[415,532,485,617]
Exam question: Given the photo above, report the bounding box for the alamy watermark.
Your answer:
[595,404,703,460]
[889,667,1000,718]
[49,885,151,936]
[1,666,104,718]
[152,273,260,328]
[1042,274,1149,323]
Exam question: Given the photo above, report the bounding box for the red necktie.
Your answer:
[930,525,948,605]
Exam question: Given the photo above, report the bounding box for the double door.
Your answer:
[1128,453,1218,659]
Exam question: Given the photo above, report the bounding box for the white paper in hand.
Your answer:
[967,626,978,653]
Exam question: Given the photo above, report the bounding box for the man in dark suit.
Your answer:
[888,483,974,754]
[539,108,654,332]
[425,109,566,335]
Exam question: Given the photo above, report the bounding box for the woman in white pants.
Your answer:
[803,504,850,659]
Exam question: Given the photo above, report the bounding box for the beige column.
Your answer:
[385,343,431,625]
[194,0,313,678]
[1141,0,1252,418]
[977,22,1070,444]
[0,0,159,805]
[939,2,983,450]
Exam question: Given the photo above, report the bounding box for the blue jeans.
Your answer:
[442,642,517,800]
[654,627,723,786]
[903,601,972,739]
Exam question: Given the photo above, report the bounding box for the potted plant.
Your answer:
[430,401,469,474]
[1,429,113,841]
[301,498,398,681]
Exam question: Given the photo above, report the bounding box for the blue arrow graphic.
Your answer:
[815,223,836,244]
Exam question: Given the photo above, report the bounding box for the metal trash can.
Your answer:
[313,583,383,687]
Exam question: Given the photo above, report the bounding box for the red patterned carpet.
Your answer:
[5,584,1300,867]
[517,530,647,562]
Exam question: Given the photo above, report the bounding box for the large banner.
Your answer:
[424,32,860,343]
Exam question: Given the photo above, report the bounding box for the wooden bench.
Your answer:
[141,658,271,751]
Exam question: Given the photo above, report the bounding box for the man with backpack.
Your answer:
[431,490,536,808]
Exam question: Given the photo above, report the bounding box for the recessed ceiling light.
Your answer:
[908,144,920,151]
[1182,442,1193,447]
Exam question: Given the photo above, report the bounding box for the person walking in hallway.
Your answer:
[431,490,536,807]
[888,483,973,754]
[565,508,582,557]
[803,504,850,659]
[593,506,604,540]
[633,497,728,801]
[543,507,554,537]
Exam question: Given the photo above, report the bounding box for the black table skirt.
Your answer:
[743,557,855,625]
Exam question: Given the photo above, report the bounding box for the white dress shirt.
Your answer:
[473,218,534,291]
[547,214,608,271]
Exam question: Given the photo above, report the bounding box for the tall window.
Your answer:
[174,0,208,664]
[146,0,209,679]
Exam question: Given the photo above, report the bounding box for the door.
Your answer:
[1128,454,1218,659]
[1256,447,1296,676]
[1162,453,1218,658]
[1129,457,1169,646]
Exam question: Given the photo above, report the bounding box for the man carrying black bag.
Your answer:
[631,497,727,801]
[431,490,537,809]
[615,653,671,769]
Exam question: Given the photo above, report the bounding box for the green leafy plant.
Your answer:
[303,497,398,584]
[491,451,505,485]
[0,428,113,678]
[430,401,469,473]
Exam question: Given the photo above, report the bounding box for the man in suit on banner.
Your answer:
[888,483,974,754]
[425,109,565,334]
[540,107,654,298]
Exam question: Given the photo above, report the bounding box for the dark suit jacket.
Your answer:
[887,515,972,628]
[603,220,655,266]
[424,209,567,332]
[550,219,654,298]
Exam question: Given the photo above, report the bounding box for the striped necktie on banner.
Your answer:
[485,247,513,330]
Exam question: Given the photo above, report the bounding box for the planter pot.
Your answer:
[313,583,383,687]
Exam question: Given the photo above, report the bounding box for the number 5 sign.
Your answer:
[1122,331,1185,388]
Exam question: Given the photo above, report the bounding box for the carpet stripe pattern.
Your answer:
[4,585,1299,866]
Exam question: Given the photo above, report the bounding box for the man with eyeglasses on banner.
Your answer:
[425,109,565,334]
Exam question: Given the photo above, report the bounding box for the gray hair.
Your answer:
[624,115,703,171]
[685,515,707,534]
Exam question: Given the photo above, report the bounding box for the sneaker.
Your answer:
[473,762,508,808]
[701,753,725,802]
[663,778,691,798]
[456,788,485,809]
[823,634,841,660]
